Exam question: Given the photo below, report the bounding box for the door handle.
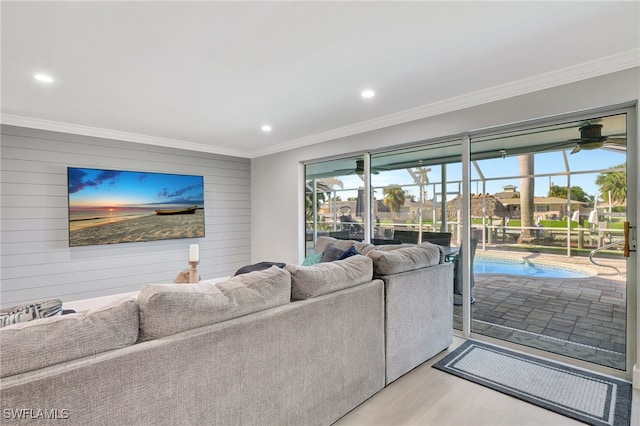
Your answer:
[623,222,636,257]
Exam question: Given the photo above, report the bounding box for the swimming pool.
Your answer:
[473,257,596,279]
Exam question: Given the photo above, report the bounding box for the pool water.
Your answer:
[474,258,592,279]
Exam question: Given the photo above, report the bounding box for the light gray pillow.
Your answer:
[0,297,139,378]
[138,266,291,341]
[367,242,442,276]
[285,255,373,300]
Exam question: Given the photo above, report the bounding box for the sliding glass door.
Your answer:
[468,110,634,371]
[302,105,636,377]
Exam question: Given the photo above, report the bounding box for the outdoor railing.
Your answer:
[308,220,625,257]
[589,241,623,275]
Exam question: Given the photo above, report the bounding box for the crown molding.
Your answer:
[249,48,640,158]
[0,114,248,158]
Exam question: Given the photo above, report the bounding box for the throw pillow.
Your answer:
[0,299,63,328]
[302,252,323,266]
[337,245,360,260]
[320,243,346,262]
[234,261,286,276]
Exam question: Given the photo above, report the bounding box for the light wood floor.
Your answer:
[334,337,639,426]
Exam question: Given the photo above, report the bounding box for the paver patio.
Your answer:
[453,250,628,370]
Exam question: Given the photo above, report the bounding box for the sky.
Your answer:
[327,147,625,202]
[68,168,204,209]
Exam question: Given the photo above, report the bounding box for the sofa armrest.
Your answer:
[381,262,453,384]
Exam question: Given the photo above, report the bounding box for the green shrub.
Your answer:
[539,220,579,229]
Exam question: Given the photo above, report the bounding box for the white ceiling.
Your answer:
[2,1,639,158]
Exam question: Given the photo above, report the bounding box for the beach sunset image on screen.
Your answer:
[68,167,205,247]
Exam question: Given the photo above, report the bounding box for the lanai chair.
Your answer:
[329,230,351,240]
[422,231,452,247]
[394,230,419,244]
[371,238,403,245]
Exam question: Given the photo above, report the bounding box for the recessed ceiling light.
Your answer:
[34,73,54,83]
[361,89,375,99]
[261,125,272,133]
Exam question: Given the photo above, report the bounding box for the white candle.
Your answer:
[189,244,199,262]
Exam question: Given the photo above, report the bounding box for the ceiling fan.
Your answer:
[336,159,380,175]
[566,123,626,154]
[527,121,627,156]
[355,159,380,175]
[307,159,383,180]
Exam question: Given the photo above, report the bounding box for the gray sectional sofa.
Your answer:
[315,236,454,384]
[0,238,453,425]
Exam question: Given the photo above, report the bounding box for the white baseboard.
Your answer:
[634,364,640,389]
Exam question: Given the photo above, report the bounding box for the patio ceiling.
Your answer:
[370,112,627,171]
[306,112,627,186]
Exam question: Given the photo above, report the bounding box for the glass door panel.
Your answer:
[370,140,466,331]
[370,140,463,245]
[469,112,630,370]
[304,156,365,256]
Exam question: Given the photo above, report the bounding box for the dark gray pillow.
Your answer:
[321,243,346,262]
[234,261,286,276]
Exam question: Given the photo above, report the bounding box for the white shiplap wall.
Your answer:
[0,125,251,308]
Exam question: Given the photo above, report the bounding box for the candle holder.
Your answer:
[188,260,200,283]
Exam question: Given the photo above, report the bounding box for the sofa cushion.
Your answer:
[0,297,138,378]
[285,255,373,300]
[316,236,376,255]
[138,266,291,341]
[367,242,443,276]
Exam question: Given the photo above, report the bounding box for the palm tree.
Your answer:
[304,178,343,223]
[518,154,536,243]
[305,191,326,222]
[595,163,626,206]
[383,185,406,219]
[413,167,430,187]
[412,167,431,236]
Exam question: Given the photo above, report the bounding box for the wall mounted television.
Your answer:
[68,167,205,247]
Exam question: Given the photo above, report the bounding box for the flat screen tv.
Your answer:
[68,167,205,247]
